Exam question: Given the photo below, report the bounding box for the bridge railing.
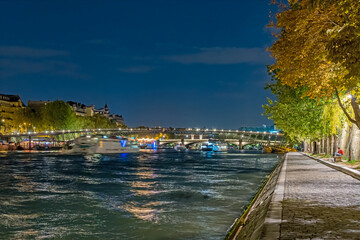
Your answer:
[1,127,283,138]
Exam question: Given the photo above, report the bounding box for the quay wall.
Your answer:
[225,154,285,240]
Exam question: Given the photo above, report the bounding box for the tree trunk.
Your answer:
[326,136,330,155]
[316,141,320,154]
[340,121,349,154]
[335,89,360,129]
[346,125,354,161]
[351,96,360,129]
[352,125,360,160]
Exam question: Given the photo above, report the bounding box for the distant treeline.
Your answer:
[11,100,125,132]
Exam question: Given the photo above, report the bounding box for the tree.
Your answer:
[263,69,336,143]
[40,100,77,130]
[269,0,360,128]
[12,107,38,133]
[89,114,117,129]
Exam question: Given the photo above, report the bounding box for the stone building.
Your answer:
[108,114,125,126]
[0,93,24,133]
[94,104,110,117]
[67,101,94,117]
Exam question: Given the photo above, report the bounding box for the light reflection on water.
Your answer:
[0,152,280,239]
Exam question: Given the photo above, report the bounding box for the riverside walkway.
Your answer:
[263,152,360,240]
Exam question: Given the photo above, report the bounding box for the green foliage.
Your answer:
[89,114,117,129]
[263,68,340,143]
[269,0,360,128]
[11,100,119,132]
[12,107,39,132]
[41,100,78,130]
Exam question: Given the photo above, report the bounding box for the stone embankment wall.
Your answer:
[304,123,360,160]
[225,156,285,240]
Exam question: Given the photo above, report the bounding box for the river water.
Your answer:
[0,151,280,239]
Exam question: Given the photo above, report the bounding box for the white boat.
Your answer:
[213,143,228,152]
[175,145,187,151]
[201,143,214,151]
[201,142,228,152]
[65,135,139,154]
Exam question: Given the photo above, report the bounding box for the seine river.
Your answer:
[0,151,280,239]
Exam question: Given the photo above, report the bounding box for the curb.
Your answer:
[302,153,360,181]
[260,153,287,240]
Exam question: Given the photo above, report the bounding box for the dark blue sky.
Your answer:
[0,0,276,129]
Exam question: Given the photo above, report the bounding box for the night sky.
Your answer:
[1,0,277,129]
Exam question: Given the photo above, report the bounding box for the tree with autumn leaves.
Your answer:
[264,0,360,144]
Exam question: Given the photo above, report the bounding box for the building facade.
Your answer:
[108,114,125,126]
[67,101,94,117]
[0,94,24,133]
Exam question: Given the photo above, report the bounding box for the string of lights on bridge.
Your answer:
[6,127,282,137]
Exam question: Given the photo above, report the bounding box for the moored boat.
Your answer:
[64,135,139,154]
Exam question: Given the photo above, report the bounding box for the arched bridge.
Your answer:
[1,127,284,147]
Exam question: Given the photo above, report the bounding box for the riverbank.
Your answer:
[231,152,360,239]
[225,154,285,239]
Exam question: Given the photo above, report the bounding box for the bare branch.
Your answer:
[334,88,359,128]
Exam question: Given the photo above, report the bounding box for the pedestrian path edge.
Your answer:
[302,153,360,181]
[260,153,288,240]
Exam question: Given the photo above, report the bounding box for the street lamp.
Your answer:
[1,119,6,133]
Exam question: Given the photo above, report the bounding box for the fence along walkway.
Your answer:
[262,152,360,239]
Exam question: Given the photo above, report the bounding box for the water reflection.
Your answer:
[126,162,161,222]
[0,152,280,239]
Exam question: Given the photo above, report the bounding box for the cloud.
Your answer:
[118,65,157,73]
[0,46,69,58]
[163,47,272,65]
[0,59,88,79]
[0,45,88,79]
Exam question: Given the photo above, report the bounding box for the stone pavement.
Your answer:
[262,152,360,240]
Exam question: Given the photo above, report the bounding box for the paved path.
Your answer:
[263,152,360,240]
